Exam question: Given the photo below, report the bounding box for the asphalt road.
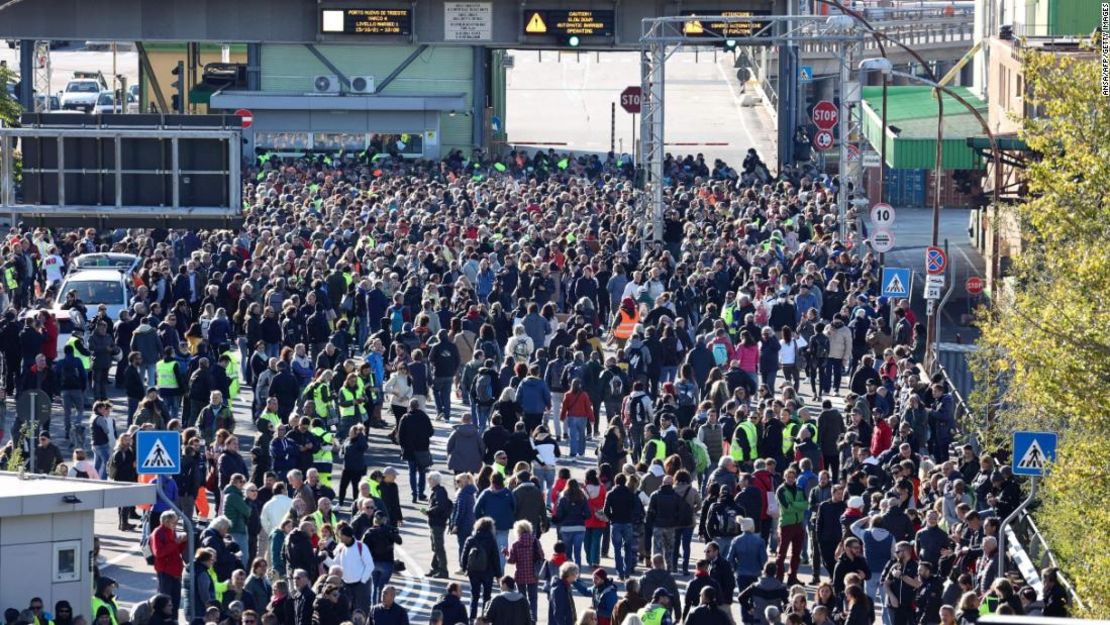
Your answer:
[507,49,777,166]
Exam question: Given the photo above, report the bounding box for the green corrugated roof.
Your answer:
[860,85,988,170]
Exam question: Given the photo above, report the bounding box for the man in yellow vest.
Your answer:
[156,347,185,420]
[311,496,339,536]
[220,350,240,401]
[91,577,120,625]
[257,396,282,433]
[357,363,382,426]
[780,408,800,460]
[641,424,667,465]
[336,372,363,433]
[309,418,334,489]
[638,587,675,625]
[731,413,760,469]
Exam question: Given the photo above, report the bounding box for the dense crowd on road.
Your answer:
[0,147,1070,625]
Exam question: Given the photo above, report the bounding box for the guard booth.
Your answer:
[0,472,154,615]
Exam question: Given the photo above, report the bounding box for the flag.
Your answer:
[256,172,266,181]
[558,158,569,170]
[323,155,332,165]
[472,174,484,181]
[494,163,507,172]
[372,153,388,162]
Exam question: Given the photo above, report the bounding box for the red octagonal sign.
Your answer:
[620,86,642,114]
[812,100,838,130]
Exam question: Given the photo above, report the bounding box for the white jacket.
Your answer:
[260,494,293,537]
[326,539,375,584]
[383,374,413,407]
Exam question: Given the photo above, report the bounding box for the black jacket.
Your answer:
[284,529,318,581]
[426,484,453,528]
[646,485,684,528]
[461,528,503,577]
[603,484,642,525]
[503,431,537,468]
[483,589,532,625]
[433,594,470,625]
[293,588,315,625]
[397,409,433,459]
[363,524,402,563]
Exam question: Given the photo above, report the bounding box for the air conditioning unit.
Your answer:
[312,75,340,93]
[350,75,375,94]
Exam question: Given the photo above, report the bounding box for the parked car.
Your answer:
[60,79,102,112]
[54,267,131,322]
[93,90,138,114]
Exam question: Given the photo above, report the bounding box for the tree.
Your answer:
[972,48,1110,617]
[0,64,20,127]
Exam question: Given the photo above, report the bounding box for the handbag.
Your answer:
[413,450,434,469]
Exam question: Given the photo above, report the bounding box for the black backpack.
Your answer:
[676,488,695,526]
[809,334,830,360]
[61,360,83,388]
[466,544,489,575]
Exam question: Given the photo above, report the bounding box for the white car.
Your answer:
[55,268,131,322]
[92,90,138,114]
[60,79,102,112]
[70,252,141,276]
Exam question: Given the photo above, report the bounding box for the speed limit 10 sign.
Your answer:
[870,203,895,227]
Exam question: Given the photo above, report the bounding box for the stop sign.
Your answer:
[812,100,838,130]
[234,108,253,129]
[620,86,642,114]
[966,276,984,295]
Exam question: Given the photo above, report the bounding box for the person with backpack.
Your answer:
[646,474,688,573]
[460,517,503,622]
[56,343,87,442]
[470,358,500,433]
[672,470,703,576]
[622,381,653,460]
[544,346,571,441]
[597,357,629,437]
[674,365,700,428]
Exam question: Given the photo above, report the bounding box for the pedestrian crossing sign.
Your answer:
[881,267,910,298]
[137,431,182,475]
[1012,431,1056,477]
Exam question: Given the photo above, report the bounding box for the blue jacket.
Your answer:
[452,483,477,532]
[474,486,516,531]
[366,352,385,389]
[549,579,576,625]
[727,531,768,578]
[151,475,178,515]
[516,376,552,415]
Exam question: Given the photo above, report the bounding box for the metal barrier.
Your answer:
[933,356,1087,613]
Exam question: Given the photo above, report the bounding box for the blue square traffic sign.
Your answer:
[1012,431,1056,477]
[881,267,911,298]
[136,430,182,475]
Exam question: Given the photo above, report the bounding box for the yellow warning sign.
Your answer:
[525,12,547,33]
[684,20,704,34]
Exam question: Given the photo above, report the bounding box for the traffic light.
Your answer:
[170,61,185,114]
[563,34,581,48]
[723,38,738,50]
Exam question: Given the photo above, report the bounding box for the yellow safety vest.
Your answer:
[641,438,666,464]
[731,420,758,461]
[722,305,736,333]
[338,386,358,418]
[90,596,119,625]
[367,478,382,499]
[3,267,16,289]
[613,308,639,340]
[492,462,507,477]
[640,605,667,625]
[206,567,228,603]
[156,360,179,389]
[222,350,240,399]
[783,422,798,456]
[67,336,91,371]
[258,410,281,431]
[310,426,333,466]
[312,509,338,533]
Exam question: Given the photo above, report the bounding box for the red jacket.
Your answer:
[870,419,894,457]
[151,525,185,578]
[585,485,608,529]
[560,390,595,423]
[751,469,775,520]
[41,314,58,361]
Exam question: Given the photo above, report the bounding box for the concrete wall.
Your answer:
[260,44,474,155]
[0,511,95,617]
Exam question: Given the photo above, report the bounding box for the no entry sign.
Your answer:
[234,108,254,129]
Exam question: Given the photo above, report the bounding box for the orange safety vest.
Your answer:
[613,308,639,340]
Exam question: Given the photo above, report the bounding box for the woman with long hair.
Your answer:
[583,469,609,568]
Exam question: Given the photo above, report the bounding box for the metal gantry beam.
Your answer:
[637,14,865,243]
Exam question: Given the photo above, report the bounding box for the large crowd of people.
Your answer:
[0,147,1070,625]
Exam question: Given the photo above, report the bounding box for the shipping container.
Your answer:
[884,168,927,208]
